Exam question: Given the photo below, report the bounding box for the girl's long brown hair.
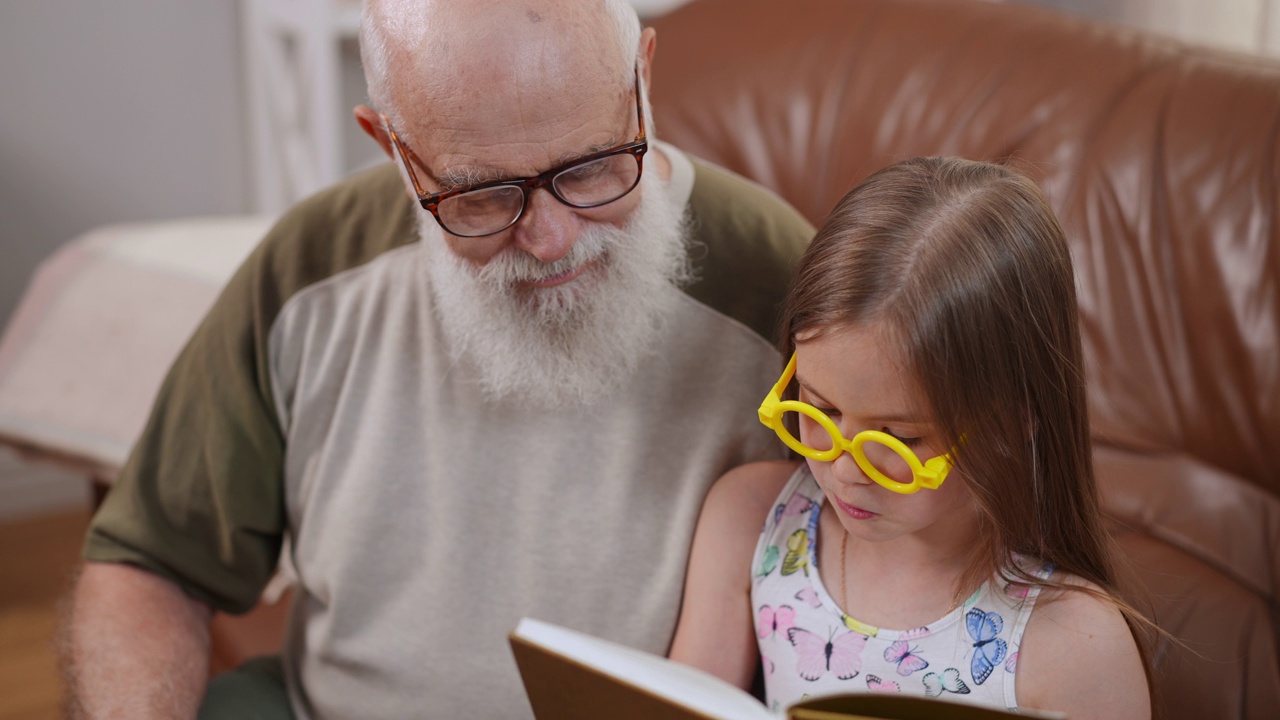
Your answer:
[780,156,1157,695]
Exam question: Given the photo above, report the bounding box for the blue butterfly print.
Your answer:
[804,503,821,561]
[965,607,1007,686]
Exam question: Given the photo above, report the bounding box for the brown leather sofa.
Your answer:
[212,0,1280,716]
[647,0,1280,717]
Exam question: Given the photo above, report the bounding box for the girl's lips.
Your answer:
[832,495,877,520]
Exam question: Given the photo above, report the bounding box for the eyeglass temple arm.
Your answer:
[760,352,798,423]
[633,64,647,143]
[381,115,429,199]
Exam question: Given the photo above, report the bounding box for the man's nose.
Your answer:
[511,187,579,264]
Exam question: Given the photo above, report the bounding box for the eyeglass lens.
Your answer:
[436,153,641,237]
[790,411,915,481]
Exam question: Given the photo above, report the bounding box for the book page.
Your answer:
[512,619,1065,720]
[513,618,774,720]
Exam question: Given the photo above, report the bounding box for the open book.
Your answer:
[510,618,1064,720]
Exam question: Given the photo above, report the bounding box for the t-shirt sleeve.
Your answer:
[83,164,415,615]
[83,241,288,615]
[683,157,816,343]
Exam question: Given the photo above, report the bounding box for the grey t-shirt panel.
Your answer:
[83,143,813,719]
[266,144,806,719]
[269,241,788,719]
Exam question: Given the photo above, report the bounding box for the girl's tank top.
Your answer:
[750,466,1054,713]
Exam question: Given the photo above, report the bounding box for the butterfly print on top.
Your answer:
[758,605,796,639]
[923,667,971,697]
[751,468,1052,711]
[883,639,929,676]
[786,626,867,681]
[965,608,1007,686]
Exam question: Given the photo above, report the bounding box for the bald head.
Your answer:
[362,0,641,129]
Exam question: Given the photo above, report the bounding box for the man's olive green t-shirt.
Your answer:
[85,145,813,719]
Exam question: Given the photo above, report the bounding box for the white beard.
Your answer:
[419,169,692,408]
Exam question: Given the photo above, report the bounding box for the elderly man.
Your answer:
[63,0,812,718]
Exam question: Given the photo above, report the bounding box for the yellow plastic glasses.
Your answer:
[757,353,954,494]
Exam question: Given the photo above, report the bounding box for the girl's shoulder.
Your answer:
[704,460,804,527]
[1017,573,1150,718]
[1024,573,1129,631]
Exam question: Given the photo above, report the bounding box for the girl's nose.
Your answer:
[829,448,874,487]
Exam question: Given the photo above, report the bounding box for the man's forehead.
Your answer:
[397,79,634,188]
[378,0,627,90]
[372,0,637,186]
[391,33,628,120]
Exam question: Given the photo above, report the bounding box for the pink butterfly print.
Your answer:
[774,494,816,524]
[883,639,929,676]
[786,626,866,681]
[762,653,775,676]
[1005,651,1018,673]
[757,604,797,639]
[865,674,901,693]
[794,587,822,608]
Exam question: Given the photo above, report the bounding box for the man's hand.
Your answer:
[62,562,213,719]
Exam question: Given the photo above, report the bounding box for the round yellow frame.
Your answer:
[757,353,954,494]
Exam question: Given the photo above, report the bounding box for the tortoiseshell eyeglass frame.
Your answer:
[381,64,648,238]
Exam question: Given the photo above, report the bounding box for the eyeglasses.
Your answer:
[757,352,954,494]
[383,66,648,238]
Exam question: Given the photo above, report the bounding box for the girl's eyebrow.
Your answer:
[796,374,926,425]
[795,374,834,407]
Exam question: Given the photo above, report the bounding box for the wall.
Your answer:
[0,1,248,332]
[1031,0,1280,55]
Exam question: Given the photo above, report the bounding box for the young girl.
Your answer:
[669,157,1152,718]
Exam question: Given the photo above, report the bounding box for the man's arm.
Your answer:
[62,561,213,720]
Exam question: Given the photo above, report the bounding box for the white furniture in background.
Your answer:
[0,218,273,491]
[240,0,363,215]
[238,0,697,215]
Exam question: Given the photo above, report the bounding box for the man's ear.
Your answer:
[354,104,395,159]
[639,26,657,94]
[354,104,420,200]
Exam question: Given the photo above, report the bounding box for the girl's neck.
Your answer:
[822,503,983,629]
[845,518,975,576]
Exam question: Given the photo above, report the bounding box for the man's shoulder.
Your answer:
[198,162,420,343]
[686,156,813,238]
[254,163,417,292]
[194,162,417,370]
[681,155,815,343]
